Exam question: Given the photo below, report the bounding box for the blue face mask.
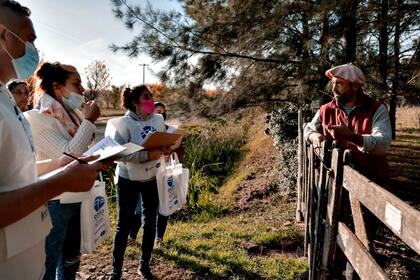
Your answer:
[0,28,39,80]
[63,92,85,110]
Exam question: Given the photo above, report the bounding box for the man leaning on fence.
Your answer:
[304,63,392,185]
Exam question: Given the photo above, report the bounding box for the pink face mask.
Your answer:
[141,99,155,114]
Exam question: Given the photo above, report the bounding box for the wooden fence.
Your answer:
[296,110,420,280]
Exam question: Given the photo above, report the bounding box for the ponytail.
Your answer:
[121,85,149,111]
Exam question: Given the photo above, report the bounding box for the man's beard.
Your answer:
[335,94,349,105]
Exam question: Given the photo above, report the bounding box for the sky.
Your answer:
[18,0,183,86]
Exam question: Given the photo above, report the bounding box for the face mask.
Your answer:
[63,92,84,110]
[141,99,155,114]
[0,28,39,80]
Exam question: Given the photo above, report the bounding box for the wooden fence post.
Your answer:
[319,148,343,280]
[312,142,332,279]
[296,110,304,222]
[304,142,310,256]
[307,145,316,279]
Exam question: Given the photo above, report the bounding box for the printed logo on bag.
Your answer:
[141,126,156,139]
[94,196,105,212]
[167,176,178,207]
[167,176,174,189]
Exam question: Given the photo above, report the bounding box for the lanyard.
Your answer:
[1,85,35,153]
[13,104,35,153]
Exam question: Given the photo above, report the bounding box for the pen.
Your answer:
[63,152,88,164]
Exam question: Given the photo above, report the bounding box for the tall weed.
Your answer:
[180,118,247,215]
[102,118,247,219]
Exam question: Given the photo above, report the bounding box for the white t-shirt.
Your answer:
[0,83,52,280]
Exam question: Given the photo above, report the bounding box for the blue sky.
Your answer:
[18,0,182,86]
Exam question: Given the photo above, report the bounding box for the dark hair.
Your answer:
[7,80,27,93]
[121,85,150,111]
[0,1,31,17]
[34,62,72,105]
[154,102,165,110]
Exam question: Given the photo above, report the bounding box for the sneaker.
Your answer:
[154,237,163,248]
[108,271,121,280]
[137,265,154,280]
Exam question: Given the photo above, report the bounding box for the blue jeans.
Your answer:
[111,177,159,275]
[43,201,81,280]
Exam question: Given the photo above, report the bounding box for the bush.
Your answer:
[268,105,299,197]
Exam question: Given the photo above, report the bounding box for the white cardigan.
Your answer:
[24,109,96,202]
[24,109,95,160]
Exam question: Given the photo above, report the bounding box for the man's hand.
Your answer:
[309,132,325,149]
[61,157,104,192]
[323,123,364,146]
[323,124,353,140]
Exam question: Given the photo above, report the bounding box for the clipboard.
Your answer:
[142,131,183,149]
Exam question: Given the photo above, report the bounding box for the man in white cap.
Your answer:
[304,63,392,184]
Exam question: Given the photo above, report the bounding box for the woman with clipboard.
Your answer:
[129,102,185,248]
[105,85,168,280]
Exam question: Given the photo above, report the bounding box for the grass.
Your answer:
[178,117,248,217]
[388,107,420,207]
[388,107,420,200]
[133,203,306,280]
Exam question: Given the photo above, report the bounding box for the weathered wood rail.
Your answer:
[296,109,420,280]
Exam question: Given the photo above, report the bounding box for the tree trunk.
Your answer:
[378,0,389,98]
[343,0,358,63]
[318,8,331,104]
[390,0,401,140]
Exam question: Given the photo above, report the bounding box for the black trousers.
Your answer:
[111,176,159,274]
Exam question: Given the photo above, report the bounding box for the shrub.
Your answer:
[267,105,299,197]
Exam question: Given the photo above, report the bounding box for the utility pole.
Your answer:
[139,63,149,84]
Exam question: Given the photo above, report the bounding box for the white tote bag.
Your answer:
[156,153,189,216]
[80,174,111,254]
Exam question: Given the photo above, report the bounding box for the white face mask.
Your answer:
[63,92,84,110]
[0,27,39,80]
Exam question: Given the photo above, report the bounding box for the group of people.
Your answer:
[0,2,180,280]
[0,1,392,280]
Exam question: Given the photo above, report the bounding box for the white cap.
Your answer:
[325,63,365,84]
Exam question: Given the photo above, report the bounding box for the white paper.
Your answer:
[84,136,126,160]
[38,137,143,180]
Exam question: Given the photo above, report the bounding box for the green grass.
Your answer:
[128,204,307,279]
[178,118,248,216]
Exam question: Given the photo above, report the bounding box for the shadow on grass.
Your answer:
[397,128,420,134]
[155,242,267,280]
